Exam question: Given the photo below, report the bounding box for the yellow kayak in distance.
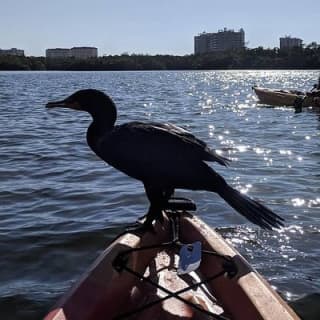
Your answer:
[252,86,320,108]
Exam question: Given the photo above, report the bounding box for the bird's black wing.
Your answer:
[130,122,230,166]
[95,121,229,179]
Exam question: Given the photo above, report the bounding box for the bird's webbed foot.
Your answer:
[136,210,164,224]
[126,206,164,234]
[128,185,173,234]
[125,220,156,234]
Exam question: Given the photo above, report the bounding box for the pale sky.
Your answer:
[1,0,319,56]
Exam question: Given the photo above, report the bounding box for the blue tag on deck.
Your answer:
[177,241,202,275]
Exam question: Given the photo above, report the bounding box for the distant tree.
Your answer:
[306,42,319,50]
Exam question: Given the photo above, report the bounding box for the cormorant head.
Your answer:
[46,89,117,120]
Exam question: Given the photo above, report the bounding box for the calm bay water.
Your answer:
[0,70,319,319]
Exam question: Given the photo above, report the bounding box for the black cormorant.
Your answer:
[46,89,284,230]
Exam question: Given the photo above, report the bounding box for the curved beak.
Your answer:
[46,99,81,110]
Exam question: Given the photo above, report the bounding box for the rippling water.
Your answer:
[1,70,319,319]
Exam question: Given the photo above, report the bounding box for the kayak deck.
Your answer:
[44,211,299,320]
[117,249,225,319]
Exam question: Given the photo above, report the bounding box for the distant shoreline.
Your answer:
[1,48,320,71]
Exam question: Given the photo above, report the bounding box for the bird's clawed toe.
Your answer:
[136,214,147,224]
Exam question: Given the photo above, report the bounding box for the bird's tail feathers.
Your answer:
[218,185,284,230]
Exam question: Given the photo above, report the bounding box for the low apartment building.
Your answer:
[0,48,24,56]
[46,47,98,59]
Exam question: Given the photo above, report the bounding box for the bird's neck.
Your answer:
[87,106,116,150]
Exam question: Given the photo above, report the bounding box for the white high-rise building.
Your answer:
[194,28,245,54]
[280,36,303,50]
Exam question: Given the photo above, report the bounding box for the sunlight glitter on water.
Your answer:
[308,198,320,208]
[235,145,248,152]
[279,150,292,155]
[1,70,320,319]
[291,198,306,207]
[239,184,252,194]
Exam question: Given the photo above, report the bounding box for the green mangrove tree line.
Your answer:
[1,46,320,70]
